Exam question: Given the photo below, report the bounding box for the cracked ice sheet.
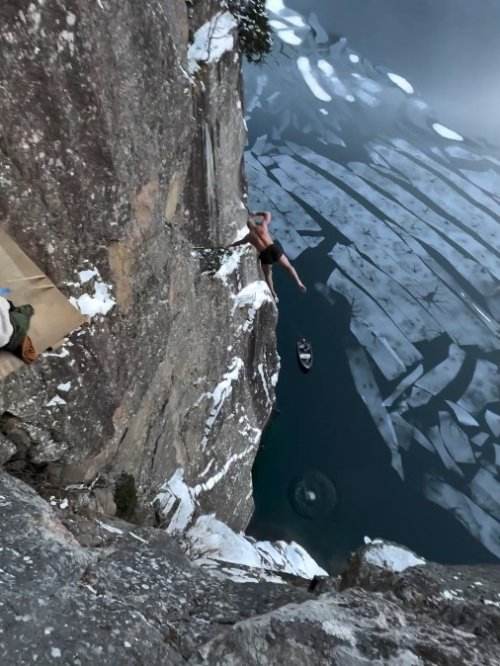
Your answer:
[347,346,404,479]
[470,468,500,521]
[329,269,421,380]
[458,359,500,414]
[187,12,237,74]
[384,365,423,408]
[445,401,479,428]
[407,344,465,408]
[271,153,498,350]
[349,160,500,283]
[427,426,463,477]
[372,143,500,256]
[461,168,500,199]
[425,477,500,558]
[292,145,500,292]
[390,414,434,454]
[391,138,500,220]
[438,411,474,465]
[331,244,440,343]
[485,410,500,437]
[284,144,499,336]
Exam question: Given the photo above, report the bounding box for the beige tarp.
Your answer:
[0,230,86,380]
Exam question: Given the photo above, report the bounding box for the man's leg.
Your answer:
[262,263,278,301]
[277,255,306,292]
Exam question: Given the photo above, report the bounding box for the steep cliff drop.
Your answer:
[1,1,500,664]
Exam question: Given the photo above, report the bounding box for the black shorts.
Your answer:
[259,242,284,265]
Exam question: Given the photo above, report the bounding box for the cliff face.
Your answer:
[0,0,278,529]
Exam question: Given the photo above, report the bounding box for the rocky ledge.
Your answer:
[1,471,500,665]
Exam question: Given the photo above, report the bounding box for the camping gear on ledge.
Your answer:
[297,336,313,372]
[0,229,86,379]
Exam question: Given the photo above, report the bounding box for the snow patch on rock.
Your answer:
[363,540,425,573]
[188,12,237,74]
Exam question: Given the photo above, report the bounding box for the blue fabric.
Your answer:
[0,288,11,296]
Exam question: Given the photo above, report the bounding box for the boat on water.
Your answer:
[297,337,313,372]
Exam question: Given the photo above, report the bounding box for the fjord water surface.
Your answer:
[246,0,500,571]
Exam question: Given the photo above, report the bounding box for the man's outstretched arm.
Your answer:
[226,233,251,248]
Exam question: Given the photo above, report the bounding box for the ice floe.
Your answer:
[432,123,464,142]
[269,19,302,46]
[427,426,464,477]
[297,56,332,102]
[347,346,404,478]
[407,345,465,408]
[470,468,500,521]
[458,360,500,414]
[425,477,500,558]
[472,433,489,447]
[445,401,479,428]
[439,411,474,465]
[485,410,500,437]
[387,72,414,94]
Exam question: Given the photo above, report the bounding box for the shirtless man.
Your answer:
[228,211,306,301]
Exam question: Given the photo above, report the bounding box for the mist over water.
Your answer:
[288,0,500,148]
[246,0,500,572]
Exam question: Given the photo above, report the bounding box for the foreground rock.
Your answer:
[2,471,500,665]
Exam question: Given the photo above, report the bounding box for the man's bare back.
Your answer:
[228,211,306,301]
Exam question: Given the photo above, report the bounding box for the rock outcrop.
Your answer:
[0,0,278,529]
[2,471,500,665]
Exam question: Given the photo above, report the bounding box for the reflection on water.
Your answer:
[246,0,500,571]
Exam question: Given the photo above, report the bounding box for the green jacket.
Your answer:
[3,304,34,353]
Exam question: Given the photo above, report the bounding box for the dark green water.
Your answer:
[245,0,500,572]
[248,233,497,572]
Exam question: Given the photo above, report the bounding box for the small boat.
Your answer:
[296,337,313,372]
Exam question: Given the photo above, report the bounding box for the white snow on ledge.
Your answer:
[154,468,327,582]
[188,12,238,74]
[363,539,425,573]
[233,280,274,311]
[232,281,275,333]
[187,515,327,581]
[200,356,244,450]
[215,247,245,285]
[68,264,115,317]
